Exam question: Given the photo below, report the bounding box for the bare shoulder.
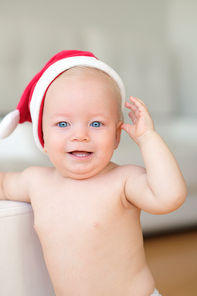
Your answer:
[110,163,146,180]
[106,163,146,210]
[23,166,56,194]
[22,166,55,181]
[2,166,55,203]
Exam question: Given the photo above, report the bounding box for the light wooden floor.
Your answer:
[144,229,197,296]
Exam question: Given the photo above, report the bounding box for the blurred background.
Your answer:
[0,0,197,294]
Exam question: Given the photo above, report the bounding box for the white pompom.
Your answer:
[0,110,20,139]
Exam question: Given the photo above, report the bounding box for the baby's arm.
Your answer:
[121,96,187,214]
[0,169,32,202]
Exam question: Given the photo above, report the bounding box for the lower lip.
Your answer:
[68,152,93,160]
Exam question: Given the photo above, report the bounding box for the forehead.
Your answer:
[57,66,119,90]
[44,67,120,113]
[45,67,120,102]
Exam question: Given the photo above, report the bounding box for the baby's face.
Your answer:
[42,68,122,179]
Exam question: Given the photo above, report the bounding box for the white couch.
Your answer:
[0,200,55,296]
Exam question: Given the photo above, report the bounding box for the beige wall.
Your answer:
[0,0,197,117]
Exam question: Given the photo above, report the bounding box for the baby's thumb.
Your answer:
[121,123,130,133]
[121,123,138,144]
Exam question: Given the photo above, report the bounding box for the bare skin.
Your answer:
[0,69,187,296]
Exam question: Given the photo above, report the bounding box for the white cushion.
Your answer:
[0,201,55,296]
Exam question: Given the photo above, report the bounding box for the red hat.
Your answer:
[0,50,125,152]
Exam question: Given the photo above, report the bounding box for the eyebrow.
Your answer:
[48,109,114,123]
[49,112,70,118]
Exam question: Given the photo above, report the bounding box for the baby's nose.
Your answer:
[71,125,90,141]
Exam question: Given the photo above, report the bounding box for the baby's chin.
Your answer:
[58,163,111,180]
[59,170,100,180]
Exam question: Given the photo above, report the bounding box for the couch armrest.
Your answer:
[0,201,55,296]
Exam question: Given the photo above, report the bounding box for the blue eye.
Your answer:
[57,122,69,128]
[90,121,102,127]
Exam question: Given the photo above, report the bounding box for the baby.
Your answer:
[0,50,187,296]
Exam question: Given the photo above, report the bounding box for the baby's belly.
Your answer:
[36,218,155,296]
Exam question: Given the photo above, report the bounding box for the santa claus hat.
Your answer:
[0,50,125,152]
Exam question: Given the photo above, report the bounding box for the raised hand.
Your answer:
[121,96,155,145]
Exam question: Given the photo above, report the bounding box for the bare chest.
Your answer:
[30,176,150,296]
[32,178,131,242]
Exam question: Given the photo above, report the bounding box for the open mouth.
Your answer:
[69,151,92,158]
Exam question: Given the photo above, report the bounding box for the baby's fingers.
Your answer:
[125,101,139,117]
[124,96,155,141]
[128,111,138,125]
[129,96,149,112]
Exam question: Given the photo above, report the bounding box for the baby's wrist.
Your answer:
[137,129,156,147]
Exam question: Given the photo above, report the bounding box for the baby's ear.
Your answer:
[114,121,123,149]
[43,141,47,154]
[43,147,47,153]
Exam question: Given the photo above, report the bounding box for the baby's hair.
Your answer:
[60,66,124,121]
